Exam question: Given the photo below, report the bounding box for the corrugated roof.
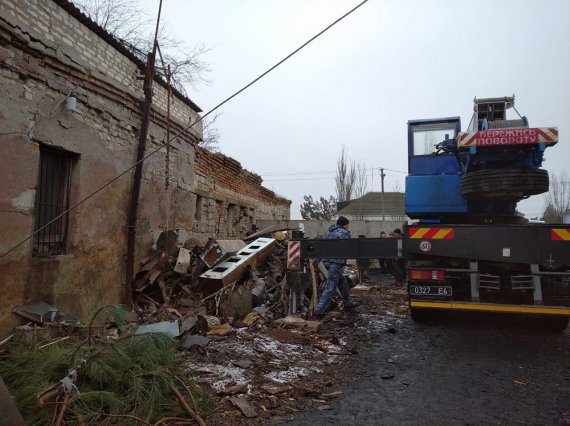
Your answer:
[337,192,405,216]
[53,0,202,113]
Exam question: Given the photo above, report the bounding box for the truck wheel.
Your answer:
[461,168,549,201]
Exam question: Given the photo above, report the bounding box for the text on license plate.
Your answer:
[409,285,452,296]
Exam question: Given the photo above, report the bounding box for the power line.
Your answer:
[1,0,369,259]
[260,166,408,177]
[264,177,336,182]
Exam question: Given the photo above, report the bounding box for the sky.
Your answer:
[140,0,570,219]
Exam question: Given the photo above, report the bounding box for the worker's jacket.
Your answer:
[323,224,351,265]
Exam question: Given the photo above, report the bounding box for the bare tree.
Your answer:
[74,0,210,94]
[392,180,402,193]
[335,145,356,202]
[354,161,368,199]
[350,161,368,220]
[200,112,221,152]
[543,170,570,223]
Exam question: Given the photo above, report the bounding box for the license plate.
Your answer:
[409,285,452,296]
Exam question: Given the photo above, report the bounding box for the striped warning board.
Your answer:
[409,228,454,240]
[288,241,301,270]
[457,127,558,148]
[551,229,570,241]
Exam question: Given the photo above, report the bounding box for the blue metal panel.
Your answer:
[405,175,468,216]
[409,154,460,176]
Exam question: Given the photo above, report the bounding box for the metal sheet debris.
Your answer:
[135,320,180,337]
[180,334,211,349]
[12,301,68,324]
[197,238,277,291]
[201,239,247,268]
[174,247,191,273]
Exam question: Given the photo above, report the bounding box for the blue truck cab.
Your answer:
[405,117,467,218]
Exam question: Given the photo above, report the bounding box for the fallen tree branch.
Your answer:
[154,417,194,425]
[170,385,207,426]
[54,390,70,426]
[38,336,71,350]
[102,412,150,425]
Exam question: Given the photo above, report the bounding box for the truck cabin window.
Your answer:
[412,122,457,156]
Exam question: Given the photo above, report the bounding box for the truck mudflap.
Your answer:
[410,300,570,316]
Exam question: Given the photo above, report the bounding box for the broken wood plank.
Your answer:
[272,318,322,332]
[309,261,318,315]
[352,285,372,292]
[229,396,258,418]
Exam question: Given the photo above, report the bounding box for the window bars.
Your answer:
[33,147,73,256]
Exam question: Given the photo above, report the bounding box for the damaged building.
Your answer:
[0,0,290,337]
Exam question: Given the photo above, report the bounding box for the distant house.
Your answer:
[336,192,407,222]
[564,209,570,224]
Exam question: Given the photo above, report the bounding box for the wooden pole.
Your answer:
[124,0,164,306]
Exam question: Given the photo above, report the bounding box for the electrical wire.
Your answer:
[260,166,408,177]
[1,0,369,259]
[264,177,336,182]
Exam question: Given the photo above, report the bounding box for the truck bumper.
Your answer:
[410,300,570,316]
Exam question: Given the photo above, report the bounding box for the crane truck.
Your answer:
[289,96,570,330]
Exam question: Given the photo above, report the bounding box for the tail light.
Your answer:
[409,269,445,281]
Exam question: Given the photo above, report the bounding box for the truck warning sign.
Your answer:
[458,127,558,147]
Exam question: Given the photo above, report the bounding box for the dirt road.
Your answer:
[281,273,570,425]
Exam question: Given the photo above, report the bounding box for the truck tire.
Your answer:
[461,168,549,200]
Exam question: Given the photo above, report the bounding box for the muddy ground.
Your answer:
[277,270,570,426]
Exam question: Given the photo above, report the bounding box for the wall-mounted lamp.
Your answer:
[66,91,77,111]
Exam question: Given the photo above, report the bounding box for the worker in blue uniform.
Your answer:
[315,216,357,319]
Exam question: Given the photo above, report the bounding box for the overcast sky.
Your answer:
[142,0,569,219]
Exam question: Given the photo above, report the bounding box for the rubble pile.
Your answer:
[1,228,410,424]
[132,230,297,327]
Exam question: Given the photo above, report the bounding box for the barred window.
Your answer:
[33,146,74,257]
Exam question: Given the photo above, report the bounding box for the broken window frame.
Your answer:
[33,145,75,257]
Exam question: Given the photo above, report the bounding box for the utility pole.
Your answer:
[125,0,163,306]
[380,168,386,222]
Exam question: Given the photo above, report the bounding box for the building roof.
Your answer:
[337,192,405,216]
[53,0,202,113]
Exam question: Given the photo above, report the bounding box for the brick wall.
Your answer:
[193,147,291,239]
[0,0,290,337]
